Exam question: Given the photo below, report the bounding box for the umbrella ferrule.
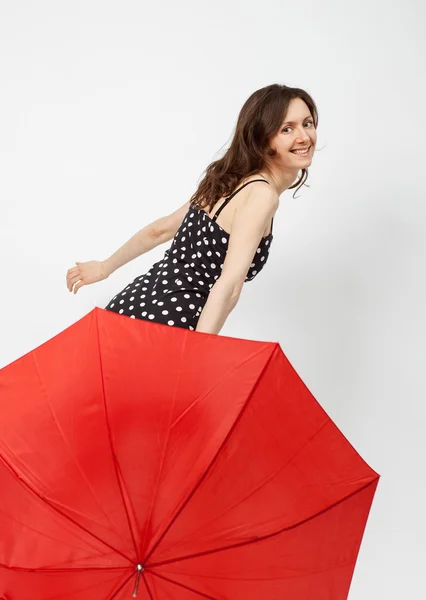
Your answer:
[132,564,144,598]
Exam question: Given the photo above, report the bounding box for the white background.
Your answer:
[1,1,425,598]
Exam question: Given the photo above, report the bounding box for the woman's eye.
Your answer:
[282,121,313,133]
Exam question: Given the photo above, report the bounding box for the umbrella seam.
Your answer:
[147,476,380,568]
[149,569,217,599]
[0,451,134,567]
[95,310,140,561]
[143,344,280,564]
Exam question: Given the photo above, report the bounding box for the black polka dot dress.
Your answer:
[104,179,273,330]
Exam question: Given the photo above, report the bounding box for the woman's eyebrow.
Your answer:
[282,116,313,125]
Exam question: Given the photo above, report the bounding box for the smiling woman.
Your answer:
[66,83,319,335]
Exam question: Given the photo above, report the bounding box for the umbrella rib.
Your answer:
[29,351,125,546]
[109,570,135,599]
[143,345,279,564]
[149,569,217,599]
[143,572,155,599]
[0,564,130,573]
[152,418,330,556]
[146,477,379,568]
[96,319,140,560]
[0,452,134,565]
[139,331,189,556]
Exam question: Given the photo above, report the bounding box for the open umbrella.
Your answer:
[0,307,379,599]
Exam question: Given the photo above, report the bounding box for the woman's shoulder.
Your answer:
[237,175,278,205]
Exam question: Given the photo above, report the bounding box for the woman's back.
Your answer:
[104,178,274,330]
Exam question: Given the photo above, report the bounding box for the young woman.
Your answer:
[66,83,318,335]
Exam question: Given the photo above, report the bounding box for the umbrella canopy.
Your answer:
[0,307,379,599]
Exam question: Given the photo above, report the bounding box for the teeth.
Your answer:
[292,147,309,154]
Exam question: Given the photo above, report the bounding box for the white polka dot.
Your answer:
[189,304,195,309]
[184,294,190,298]
[110,303,115,308]
[142,311,147,316]
[181,317,187,322]
[221,237,227,243]
[189,326,194,330]
[162,280,168,284]
[119,309,124,314]
[148,314,155,320]
[119,299,124,304]
[162,310,169,315]
[171,297,177,302]
[176,306,182,312]
[129,305,134,310]
[130,315,135,319]
[130,296,134,301]
[211,263,216,268]
[140,302,145,307]
[168,320,175,326]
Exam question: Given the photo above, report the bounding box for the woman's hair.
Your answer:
[189,83,318,211]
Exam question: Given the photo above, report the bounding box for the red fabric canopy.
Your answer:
[0,307,379,599]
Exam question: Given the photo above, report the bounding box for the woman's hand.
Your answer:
[66,261,108,294]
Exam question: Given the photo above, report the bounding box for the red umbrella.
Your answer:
[0,307,379,599]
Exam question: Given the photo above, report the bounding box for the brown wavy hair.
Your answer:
[189,83,318,211]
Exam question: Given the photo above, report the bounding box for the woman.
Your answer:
[66,84,318,335]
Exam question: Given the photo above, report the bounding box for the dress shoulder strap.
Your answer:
[211,178,270,222]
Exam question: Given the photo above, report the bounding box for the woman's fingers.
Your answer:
[67,274,82,292]
[73,280,85,294]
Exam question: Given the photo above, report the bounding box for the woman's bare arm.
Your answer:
[102,200,191,276]
[195,184,278,334]
[66,200,190,293]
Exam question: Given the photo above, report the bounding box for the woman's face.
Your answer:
[268,97,317,171]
